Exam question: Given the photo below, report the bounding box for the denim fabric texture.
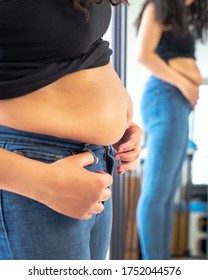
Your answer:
[137,76,192,260]
[0,125,115,260]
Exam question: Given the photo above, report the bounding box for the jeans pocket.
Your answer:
[13,148,63,163]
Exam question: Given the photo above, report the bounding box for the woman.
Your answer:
[0,0,141,260]
[135,0,208,259]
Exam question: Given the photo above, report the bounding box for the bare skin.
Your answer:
[0,63,133,145]
[135,3,201,108]
[0,62,142,219]
[170,0,200,85]
[168,58,202,86]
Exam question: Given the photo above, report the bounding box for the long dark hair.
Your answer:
[73,0,128,19]
[135,0,208,41]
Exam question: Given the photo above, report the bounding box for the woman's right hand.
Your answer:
[179,78,199,108]
[37,152,113,220]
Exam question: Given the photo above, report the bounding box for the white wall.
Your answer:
[126,0,144,126]
[196,43,208,83]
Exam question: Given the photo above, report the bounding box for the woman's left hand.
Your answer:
[112,122,142,175]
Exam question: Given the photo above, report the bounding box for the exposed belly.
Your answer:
[168,57,202,85]
[0,63,133,145]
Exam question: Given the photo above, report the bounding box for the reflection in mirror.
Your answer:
[125,0,208,260]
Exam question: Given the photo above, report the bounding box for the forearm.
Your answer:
[168,59,202,86]
[138,52,192,89]
[0,148,51,200]
[138,52,199,108]
[0,148,113,219]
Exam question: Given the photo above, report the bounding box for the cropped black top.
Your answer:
[155,30,195,62]
[0,0,112,99]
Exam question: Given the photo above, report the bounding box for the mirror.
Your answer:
[125,0,208,260]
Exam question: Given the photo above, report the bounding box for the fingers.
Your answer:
[115,144,141,175]
[116,144,140,174]
[89,201,105,215]
[88,171,112,214]
[62,153,112,187]
[191,95,199,108]
[65,151,114,186]
[88,186,111,215]
[115,140,136,154]
[82,192,111,220]
[115,131,142,154]
[115,148,141,161]
[72,151,95,167]
[82,202,105,220]
[60,152,113,194]
[117,159,138,175]
[94,170,113,188]
[100,186,112,201]
[52,151,113,219]
[191,88,199,108]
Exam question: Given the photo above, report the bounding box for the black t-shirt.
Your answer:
[0,0,112,99]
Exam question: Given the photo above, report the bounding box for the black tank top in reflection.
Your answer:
[155,30,195,62]
[0,0,112,99]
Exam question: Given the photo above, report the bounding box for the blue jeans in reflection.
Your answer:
[137,76,192,259]
[0,125,114,260]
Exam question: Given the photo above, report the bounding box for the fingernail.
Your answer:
[118,168,124,172]
[94,156,99,164]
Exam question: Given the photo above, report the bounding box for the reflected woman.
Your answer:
[135,0,208,259]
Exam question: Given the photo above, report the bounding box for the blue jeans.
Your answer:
[0,125,115,260]
[137,76,192,260]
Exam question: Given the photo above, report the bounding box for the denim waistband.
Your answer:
[146,75,177,88]
[0,125,102,151]
[145,75,181,93]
